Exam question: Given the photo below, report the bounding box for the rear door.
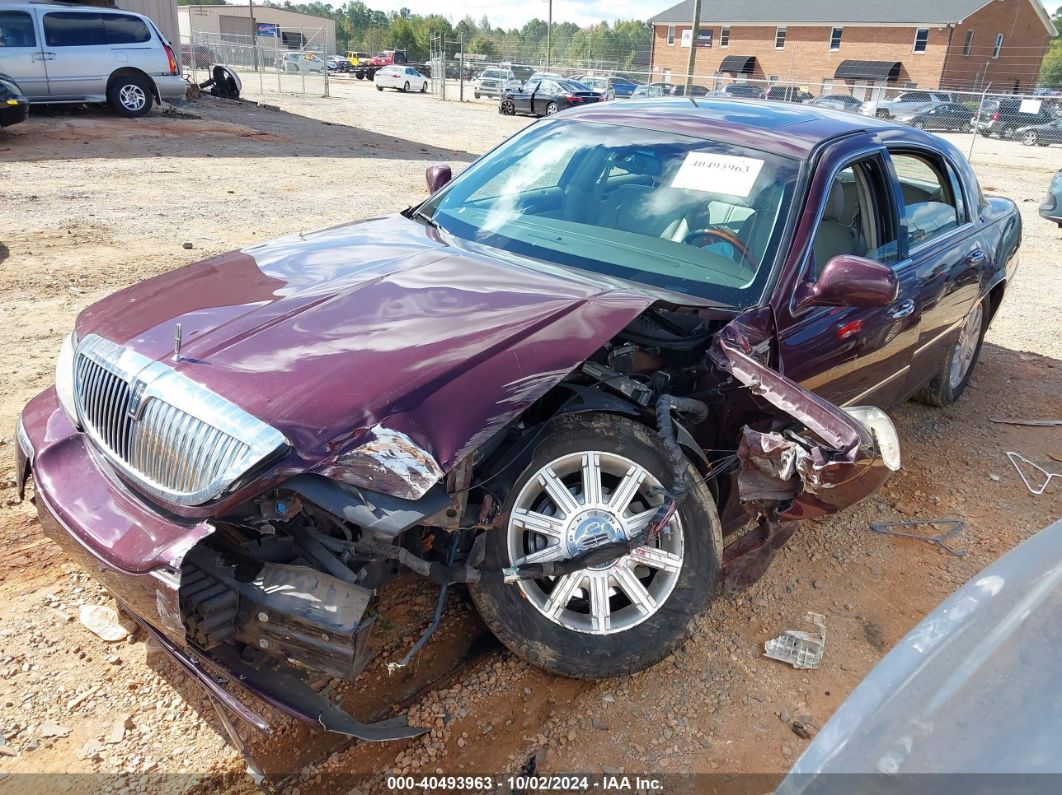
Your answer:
[0,8,48,99]
[38,10,109,99]
[884,148,985,390]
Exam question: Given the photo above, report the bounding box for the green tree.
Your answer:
[467,35,500,60]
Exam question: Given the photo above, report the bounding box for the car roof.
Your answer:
[558,97,913,159]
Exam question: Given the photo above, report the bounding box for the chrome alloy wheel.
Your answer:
[949,302,984,389]
[506,451,683,635]
[119,84,147,112]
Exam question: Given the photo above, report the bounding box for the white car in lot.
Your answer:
[374,65,428,93]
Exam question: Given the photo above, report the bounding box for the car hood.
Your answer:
[74,215,661,500]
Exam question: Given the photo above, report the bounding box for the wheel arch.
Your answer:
[107,67,160,103]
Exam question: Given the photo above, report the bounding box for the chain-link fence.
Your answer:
[180,30,334,98]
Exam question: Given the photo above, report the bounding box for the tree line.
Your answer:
[177,0,652,68]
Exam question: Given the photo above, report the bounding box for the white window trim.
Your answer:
[775,26,787,50]
[993,33,1003,58]
[913,27,929,53]
[829,27,843,51]
[667,25,675,45]
[721,26,730,48]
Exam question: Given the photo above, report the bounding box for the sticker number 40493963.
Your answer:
[671,152,765,197]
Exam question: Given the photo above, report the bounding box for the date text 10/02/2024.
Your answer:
[386,775,665,791]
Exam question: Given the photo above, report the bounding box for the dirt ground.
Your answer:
[0,81,1060,793]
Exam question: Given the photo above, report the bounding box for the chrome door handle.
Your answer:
[965,249,986,266]
[887,299,915,320]
[32,51,56,61]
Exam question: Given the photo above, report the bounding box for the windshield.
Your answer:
[420,119,799,305]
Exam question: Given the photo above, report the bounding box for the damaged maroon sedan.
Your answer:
[16,99,1020,743]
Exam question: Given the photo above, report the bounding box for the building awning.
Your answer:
[834,60,902,83]
[719,55,756,75]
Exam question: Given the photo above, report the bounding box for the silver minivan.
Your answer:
[0,1,186,117]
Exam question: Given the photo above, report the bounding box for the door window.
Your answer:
[43,12,107,47]
[102,14,150,45]
[890,152,965,248]
[0,11,36,48]
[811,158,899,276]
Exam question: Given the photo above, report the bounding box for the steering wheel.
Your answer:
[683,227,759,270]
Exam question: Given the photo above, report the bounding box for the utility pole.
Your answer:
[248,0,258,72]
[684,0,702,93]
[546,0,552,70]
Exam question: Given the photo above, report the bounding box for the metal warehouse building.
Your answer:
[178,3,336,55]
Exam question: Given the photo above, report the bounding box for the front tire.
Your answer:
[107,74,153,118]
[1023,131,1038,147]
[469,414,721,679]
[499,98,515,115]
[914,298,988,407]
[420,81,427,93]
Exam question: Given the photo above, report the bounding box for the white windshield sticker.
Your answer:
[1019,99,1042,114]
[671,153,764,197]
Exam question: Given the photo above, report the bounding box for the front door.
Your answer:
[0,8,48,99]
[775,152,923,408]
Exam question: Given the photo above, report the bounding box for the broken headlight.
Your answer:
[845,406,901,472]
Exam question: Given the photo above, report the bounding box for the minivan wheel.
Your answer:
[914,298,988,407]
[468,414,721,679]
[108,74,153,118]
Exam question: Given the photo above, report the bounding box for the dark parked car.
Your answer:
[0,77,28,128]
[576,74,638,99]
[780,519,1062,790]
[714,83,766,99]
[181,44,218,69]
[976,97,1052,139]
[499,78,602,116]
[16,99,1019,744]
[805,94,863,112]
[1039,168,1062,225]
[763,86,814,103]
[667,82,710,97]
[326,55,351,73]
[1017,117,1062,146]
[896,102,976,132]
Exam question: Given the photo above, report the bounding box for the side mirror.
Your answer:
[795,255,899,310]
[425,163,452,194]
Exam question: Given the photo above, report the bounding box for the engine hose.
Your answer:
[651,393,709,523]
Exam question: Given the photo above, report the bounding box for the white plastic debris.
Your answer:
[39,721,71,738]
[78,605,132,642]
[764,612,827,669]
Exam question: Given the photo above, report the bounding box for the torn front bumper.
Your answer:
[713,331,901,521]
[16,388,426,742]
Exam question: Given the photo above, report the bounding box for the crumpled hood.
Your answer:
[75,215,658,498]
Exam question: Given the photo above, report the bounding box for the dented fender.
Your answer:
[712,321,900,521]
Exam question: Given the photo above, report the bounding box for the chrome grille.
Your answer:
[73,334,287,506]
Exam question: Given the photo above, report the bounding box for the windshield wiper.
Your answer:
[409,206,440,230]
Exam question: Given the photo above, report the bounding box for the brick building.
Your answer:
[648,0,1056,94]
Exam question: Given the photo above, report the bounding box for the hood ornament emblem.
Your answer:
[173,323,183,361]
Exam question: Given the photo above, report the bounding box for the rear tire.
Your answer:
[376,85,383,92]
[107,73,154,118]
[1023,131,1038,147]
[545,101,559,115]
[914,298,988,407]
[468,414,721,679]
[1001,125,1015,140]
[403,81,410,93]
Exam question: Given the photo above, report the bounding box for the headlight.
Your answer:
[55,331,79,427]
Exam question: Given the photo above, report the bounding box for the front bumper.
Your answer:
[16,387,426,742]
[0,100,28,128]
